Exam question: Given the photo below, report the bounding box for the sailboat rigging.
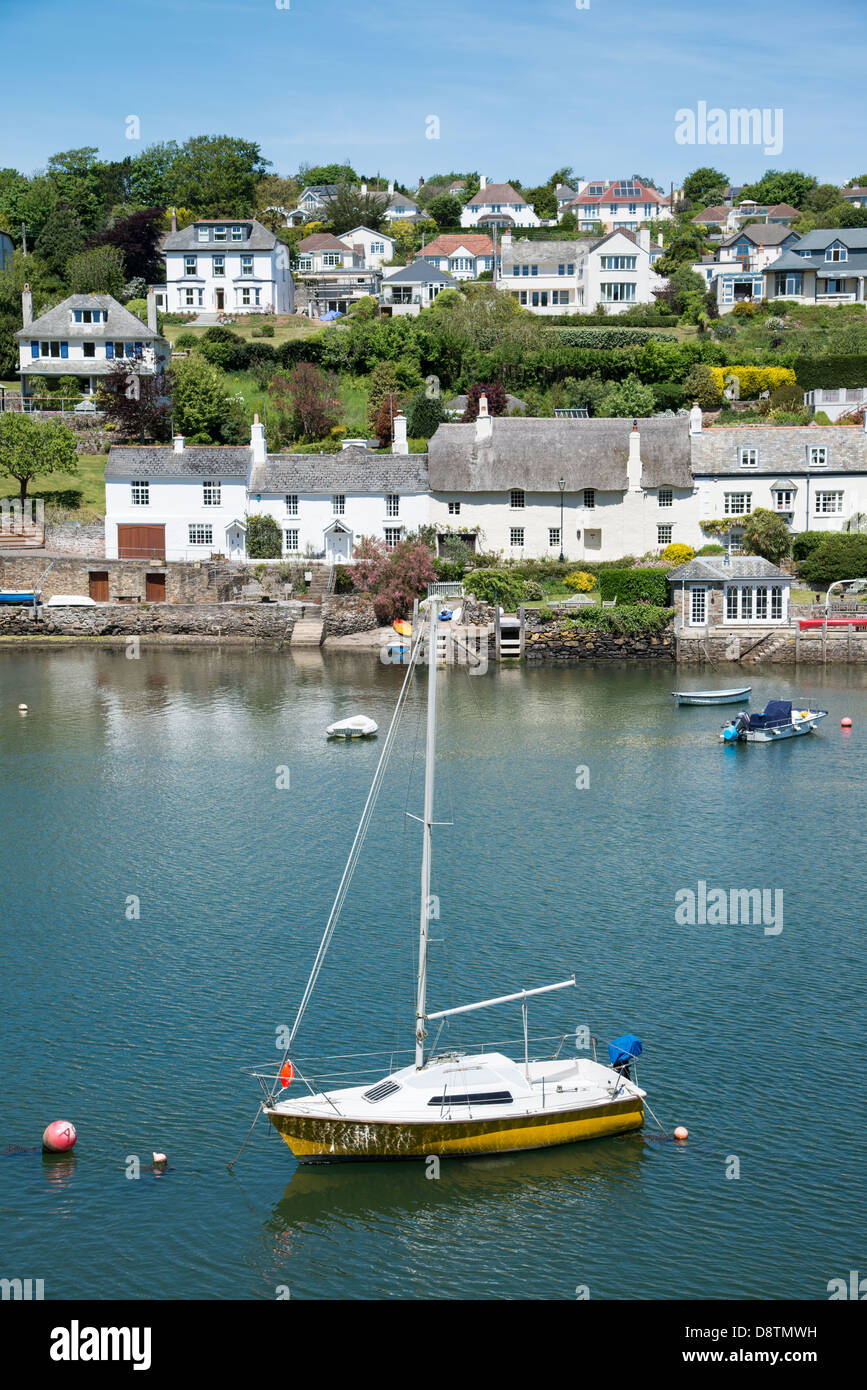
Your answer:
[253,607,646,1163]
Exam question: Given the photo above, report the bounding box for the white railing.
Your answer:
[427,581,464,598]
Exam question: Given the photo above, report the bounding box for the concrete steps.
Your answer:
[291,617,324,647]
[0,525,45,550]
[305,566,333,603]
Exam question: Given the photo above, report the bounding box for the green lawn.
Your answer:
[163,314,321,348]
[27,453,106,517]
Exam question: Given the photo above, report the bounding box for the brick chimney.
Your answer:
[146,287,158,333]
[250,413,266,463]
[475,393,493,443]
[689,401,703,435]
[21,283,32,328]
[173,434,185,453]
[392,411,408,454]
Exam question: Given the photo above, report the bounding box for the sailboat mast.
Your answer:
[415,608,438,1068]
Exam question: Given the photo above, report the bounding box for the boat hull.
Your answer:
[673,688,751,706]
[267,1095,644,1163]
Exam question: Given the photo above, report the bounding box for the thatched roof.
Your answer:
[427,417,692,491]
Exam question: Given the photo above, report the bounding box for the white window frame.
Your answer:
[583,488,596,509]
[657,525,672,545]
[808,446,828,468]
[188,523,213,546]
[448,501,461,515]
[773,490,794,512]
[332,494,345,515]
[202,480,221,506]
[549,527,560,547]
[690,586,707,626]
[724,492,751,516]
[739,447,759,469]
[285,494,298,515]
[815,490,844,515]
[284,528,300,552]
[130,480,149,506]
[385,494,400,518]
[724,584,787,624]
[658,488,673,508]
[384,526,402,549]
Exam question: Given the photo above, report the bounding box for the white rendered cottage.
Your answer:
[16,288,169,398]
[162,215,294,315]
[497,229,664,315]
[427,401,700,560]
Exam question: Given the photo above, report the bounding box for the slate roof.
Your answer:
[387,192,419,212]
[16,294,160,341]
[667,557,789,582]
[465,183,525,207]
[162,218,284,252]
[785,227,867,252]
[249,450,429,494]
[501,238,586,266]
[765,248,867,275]
[721,224,799,247]
[427,417,693,491]
[105,446,251,480]
[382,261,457,285]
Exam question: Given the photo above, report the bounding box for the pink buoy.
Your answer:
[673,1125,689,1141]
[42,1120,77,1153]
[841,717,852,728]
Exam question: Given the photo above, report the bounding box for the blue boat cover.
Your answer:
[608,1033,643,1065]
[750,699,792,728]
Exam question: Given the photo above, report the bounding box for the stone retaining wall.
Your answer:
[0,555,232,603]
[0,603,296,641]
[525,626,674,661]
[43,521,106,557]
[321,594,377,636]
[677,628,867,664]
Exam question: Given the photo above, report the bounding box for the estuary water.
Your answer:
[0,647,864,1301]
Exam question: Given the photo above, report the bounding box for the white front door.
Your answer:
[227,527,246,560]
[325,528,351,563]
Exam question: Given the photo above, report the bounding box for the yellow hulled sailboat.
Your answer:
[252,607,646,1164]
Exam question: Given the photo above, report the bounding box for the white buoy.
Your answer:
[153,1152,167,1165]
[18,703,28,713]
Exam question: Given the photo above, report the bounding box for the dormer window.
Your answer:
[825,242,847,262]
[808,446,828,468]
[510,489,525,509]
[739,447,759,469]
[231,225,244,241]
[197,226,209,242]
[213,226,227,242]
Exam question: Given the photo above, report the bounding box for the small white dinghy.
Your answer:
[673,687,751,706]
[326,715,378,739]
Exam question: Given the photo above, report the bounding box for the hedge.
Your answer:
[798,533,867,587]
[549,327,678,348]
[792,356,867,390]
[597,568,670,605]
[791,532,827,561]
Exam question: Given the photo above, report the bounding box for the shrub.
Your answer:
[260,324,275,337]
[464,568,525,611]
[792,531,827,562]
[798,533,867,587]
[661,543,695,567]
[564,570,596,592]
[175,332,199,350]
[548,327,677,348]
[683,364,722,409]
[597,568,669,605]
[521,579,545,601]
[536,604,554,622]
[708,365,797,400]
[333,565,355,593]
[697,543,725,555]
[562,603,674,635]
[246,514,283,559]
[741,507,792,564]
[347,536,438,623]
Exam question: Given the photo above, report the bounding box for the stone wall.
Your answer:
[0,555,233,603]
[0,603,296,641]
[525,621,674,662]
[321,594,377,636]
[677,628,867,664]
[43,521,106,557]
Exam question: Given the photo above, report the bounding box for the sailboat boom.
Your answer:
[427,976,576,1022]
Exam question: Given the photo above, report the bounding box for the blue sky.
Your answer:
[2,0,865,188]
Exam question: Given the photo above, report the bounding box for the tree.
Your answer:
[0,248,53,378]
[523,185,558,221]
[739,170,817,210]
[426,193,462,229]
[168,135,270,217]
[798,533,867,588]
[34,203,85,277]
[654,221,709,273]
[374,392,400,445]
[246,514,283,558]
[129,141,180,208]
[298,163,359,187]
[167,352,247,443]
[389,219,417,261]
[90,208,165,283]
[0,414,78,503]
[96,360,171,443]
[655,265,709,323]
[548,167,576,189]
[367,361,401,433]
[255,174,301,230]
[740,507,792,565]
[269,362,341,440]
[683,364,723,409]
[559,210,577,231]
[45,147,104,229]
[347,535,438,623]
[321,183,386,235]
[597,373,656,418]
[405,385,446,438]
[682,167,729,207]
[66,244,126,297]
[462,382,508,420]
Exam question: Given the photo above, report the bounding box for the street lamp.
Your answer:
[558,477,566,562]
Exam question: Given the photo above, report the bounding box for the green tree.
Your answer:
[405,386,446,438]
[739,170,818,210]
[268,362,341,440]
[367,361,401,432]
[426,193,462,229]
[0,413,78,503]
[129,141,180,208]
[246,513,283,558]
[683,363,723,409]
[168,352,247,443]
[523,185,558,220]
[0,249,53,377]
[682,167,729,207]
[168,135,270,217]
[598,373,656,417]
[33,202,85,276]
[321,183,386,235]
[298,163,359,187]
[66,244,127,297]
[799,533,867,588]
[740,507,792,565]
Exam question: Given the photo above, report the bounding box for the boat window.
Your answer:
[427,1091,513,1106]
[363,1080,401,1102]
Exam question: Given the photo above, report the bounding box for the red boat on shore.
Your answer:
[798,616,867,629]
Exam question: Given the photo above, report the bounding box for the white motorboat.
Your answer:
[244,610,646,1164]
[721,700,828,743]
[673,686,751,706]
[326,716,378,739]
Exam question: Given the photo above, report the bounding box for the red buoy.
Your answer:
[842,717,853,728]
[42,1120,77,1153]
[279,1060,295,1088]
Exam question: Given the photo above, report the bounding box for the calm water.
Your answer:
[1,647,864,1300]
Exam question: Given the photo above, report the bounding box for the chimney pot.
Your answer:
[173,435,185,453]
[392,411,408,455]
[21,283,33,328]
[689,401,703,435]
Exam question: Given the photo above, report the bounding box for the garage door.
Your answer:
[117,525,166,560]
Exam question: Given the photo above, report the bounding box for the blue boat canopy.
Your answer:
[608,1033,642,1065]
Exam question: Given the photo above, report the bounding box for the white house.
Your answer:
[339,226,396,270]
[565,180,673,233]
[162,215,294,315]
[380,261,457,316]
[460,179,541,229]
[497,229,664,315]
[427,404,699,561]
[16,288,169,398]
[415,234,494,281]
[383,188,423,224]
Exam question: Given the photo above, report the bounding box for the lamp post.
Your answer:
[558,477,565,562]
